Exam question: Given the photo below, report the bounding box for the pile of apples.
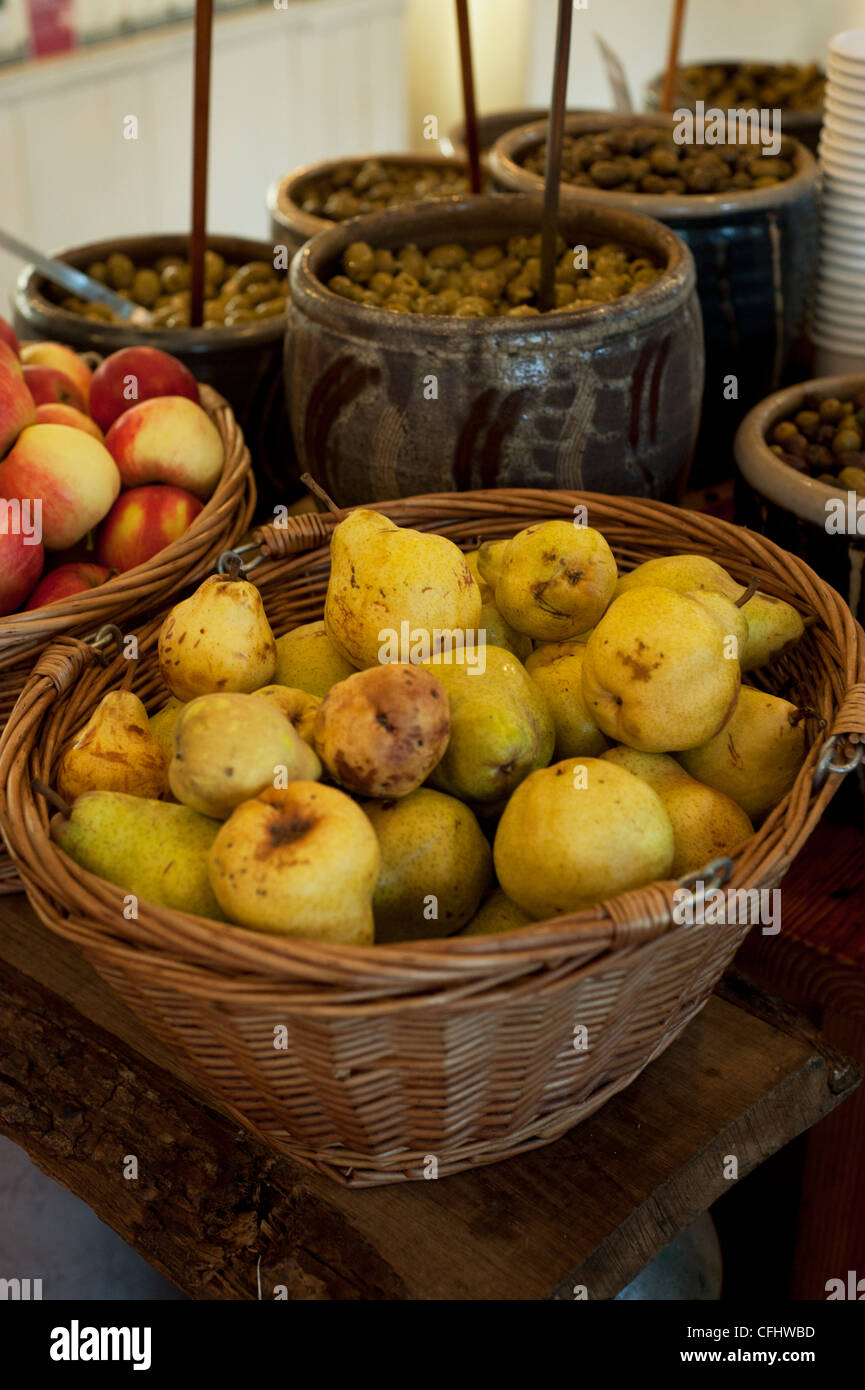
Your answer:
[46,508,811,948]
[0,314,224,617]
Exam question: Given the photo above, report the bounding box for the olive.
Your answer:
[819,398,846,423]
[204,249,226,283]
[106,253,135,290]
[398,246,427,281]
[86,261,108,285]
[588,159,629,188]
[472,246,503,270]
[833,428,862,456]
[507,304,541,317]
[223,294,250,317]
[794,409,820,437]
[245,281,281,306]
[130,269,161,308]
[374,248,397,274]
[343,241,376,283]
[391,272,422,296]
[453,296,493,318]
[162,262,191,293]
[224,309,256,325]
[231,261,272,292]
[427,243,468,270]
[253,299,287,318]
[370,271,394,296]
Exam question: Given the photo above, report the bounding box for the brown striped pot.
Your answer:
[284,194,704,506]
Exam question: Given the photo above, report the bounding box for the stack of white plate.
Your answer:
[814,30,865,374]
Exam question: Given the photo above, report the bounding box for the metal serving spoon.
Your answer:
[0,226,152,326]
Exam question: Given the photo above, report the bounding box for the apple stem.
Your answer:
[300,472,342,516]
[31,778,71,818]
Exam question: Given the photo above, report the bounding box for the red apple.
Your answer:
[35,403,105,440]
[0,424,120,550]
[0,315,20,357]
[23,363,87,413]
[0,526,44,616]
[20,342,92,409]
[0,341,37,457]
[105,396,224,501]
[89,346,199,433]
[97,484,203,572]
[25,562,111,610]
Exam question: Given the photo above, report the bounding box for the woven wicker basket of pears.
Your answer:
[1,489,863,1186]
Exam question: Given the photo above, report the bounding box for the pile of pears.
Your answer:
[50,508,809,947]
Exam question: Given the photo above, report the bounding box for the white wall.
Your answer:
[0,0,409,312]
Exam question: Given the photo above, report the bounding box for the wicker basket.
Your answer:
[1,490,863,1186]
[0,381,255,893]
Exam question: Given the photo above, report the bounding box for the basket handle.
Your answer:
[813,681,865,791]
[30,630,119,693]
[598,857,734,949]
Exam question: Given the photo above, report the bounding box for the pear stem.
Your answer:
[300,473,342,516]
[31,779,71,818]
[734,578,759,609]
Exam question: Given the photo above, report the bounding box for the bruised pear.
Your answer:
[494,521,618,641]
[170,692,320,819]
[208,783,379,944]
[57,690,168,803]
[158,574,277,702]
[314,663,450,798]
[582,586,740,752]
[324,509,481,669]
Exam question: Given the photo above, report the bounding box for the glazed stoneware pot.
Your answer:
[490,113,820,487]
[267,152,472,256]
[14,232,290,516]
[442,107,593,158]
[734,373,865,627]
[285,194,703,505]
[645,62,824,154]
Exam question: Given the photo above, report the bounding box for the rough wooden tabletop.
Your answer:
[0,891,857,1301]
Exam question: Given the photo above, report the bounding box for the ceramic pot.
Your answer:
[285,193,703,506]
[490,112,820,486]
[645,62,824,153]
[734,372,865,625]
[14,232,291,516]
[267,152,472,256]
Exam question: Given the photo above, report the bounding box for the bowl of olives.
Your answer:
[489,112,819,488]
[14,233,292,514]
[646,62,825,154]
[285,193,704,505]
[734,375,865,624]
[267,152,473,255]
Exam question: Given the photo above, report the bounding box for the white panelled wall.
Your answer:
[0,0,409,308]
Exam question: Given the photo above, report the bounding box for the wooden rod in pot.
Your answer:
[539,0,573,313]
[660,0,688,113]
[455,0,482,195]
[189,0,214,328]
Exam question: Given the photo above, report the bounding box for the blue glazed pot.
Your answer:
[490,113,820,487]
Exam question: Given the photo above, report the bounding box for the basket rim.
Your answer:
[2,487,863,991]
[0,380,253,667]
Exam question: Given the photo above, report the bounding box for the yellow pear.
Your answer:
[678,687,807,820]
[616,554,744,602]
[685,589,749,661]
[148,696,185,759]
[525,641,608,758]
[582,586,740,752]
[314,663,450,797]
[363,788,492,942]
[494,757,675,917]
[494,520,618,640]
[478,600,533,661]
[208,783,379,944]
[52,792,224,919]
[476,537,510,588]
[254,685,320,744]
[460,888,535,936]
[170,692,320,820]
[601,747,753,877]
[422,646,554,811]
[274,620,356,697]
[465,550,493,601]
[57,690,168,804]
[324,509,482,669]
[158,574,277,702]
[739,592,805,671]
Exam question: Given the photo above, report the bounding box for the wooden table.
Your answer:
[0,894,857,1301]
